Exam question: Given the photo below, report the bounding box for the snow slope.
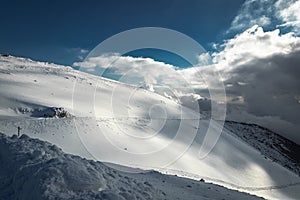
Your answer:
[0,132,263,200]
[225,121,300,177]
[0,55,300,199]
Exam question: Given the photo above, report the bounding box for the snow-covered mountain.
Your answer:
[225,121,300,177]
[0,132,263,200]
[0,55,299,199]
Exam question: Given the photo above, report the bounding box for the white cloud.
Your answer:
[211,25,300,143]
[66,47,90,60]
[275,0,300,32]
[214,25,300,72]
[228,0,300,34]
[228,0,274,32]
[73,54,203,95]
[231,14,271,31]
[80,49,89,54]
[197,52,211,66]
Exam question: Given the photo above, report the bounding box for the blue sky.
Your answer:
[0,0,244,66]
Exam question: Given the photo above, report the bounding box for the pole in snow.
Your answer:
[17,126,21,137]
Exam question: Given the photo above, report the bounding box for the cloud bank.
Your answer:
[74,54,202,92]
[218,0,300,143]
[74,0,300,144]
[218,26,300,142]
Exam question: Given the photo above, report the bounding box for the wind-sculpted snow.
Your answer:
[0,133,263,200]
[0,133,165,200]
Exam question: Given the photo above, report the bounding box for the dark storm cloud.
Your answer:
[226,49,300,122]
[224,48,300,143]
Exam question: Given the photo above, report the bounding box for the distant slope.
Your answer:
[0,133,264,200]
[225,121,300,177]
[0,55,300,199]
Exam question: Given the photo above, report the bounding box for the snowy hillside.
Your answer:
[0,55,300,199]
[0,132,264,200]
[224,121,300,177]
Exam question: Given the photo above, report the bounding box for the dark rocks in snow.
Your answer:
[225,120,300,177]
[38,107,72,118]
[16,106,72,118]
[48,107,72,118]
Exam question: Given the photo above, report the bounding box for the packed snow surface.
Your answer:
[0,55,300,199]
